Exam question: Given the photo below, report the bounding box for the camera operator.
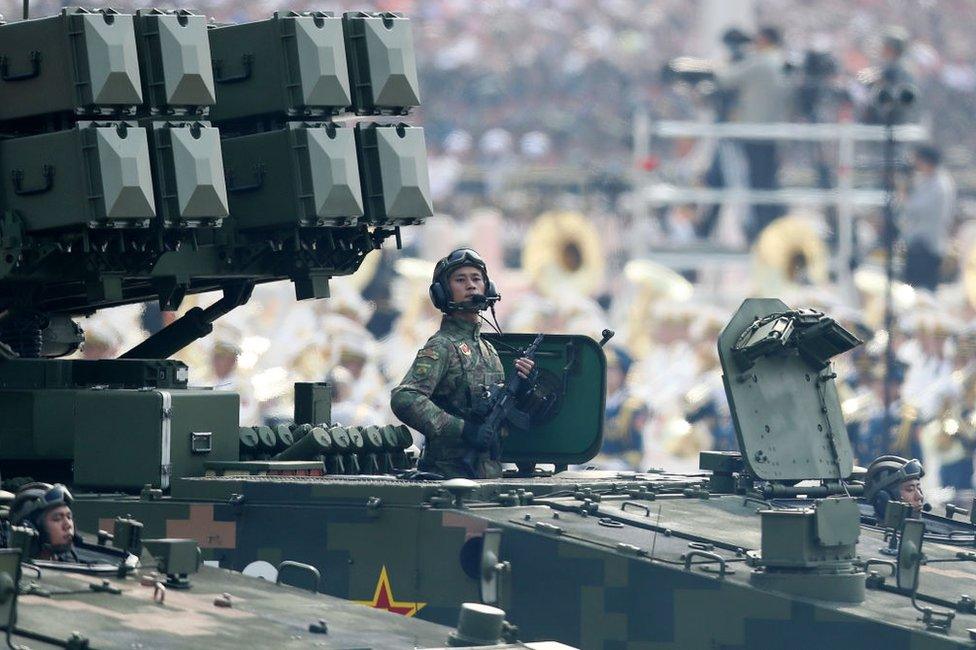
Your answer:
[694,28,752,240]
[861,26,916,125]
[713,26,790,242]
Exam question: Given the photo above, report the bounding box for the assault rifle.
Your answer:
[463,333,544,476]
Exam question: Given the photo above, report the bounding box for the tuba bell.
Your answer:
[522,211,605,298]
[752,213,829,294]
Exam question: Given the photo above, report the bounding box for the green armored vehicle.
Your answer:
[1,530,545,649]
[4,5,976,650]
[59,299,976,649]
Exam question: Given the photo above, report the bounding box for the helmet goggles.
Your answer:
[875,458,923,496]
[42,483,73,507]
[434,248,488,283]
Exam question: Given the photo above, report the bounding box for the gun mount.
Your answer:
[0,6,432,483]
[0,8,431,336]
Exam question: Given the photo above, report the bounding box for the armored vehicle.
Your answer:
[0,522,567,649]
[3,5,976,650]
[20,287,976,648]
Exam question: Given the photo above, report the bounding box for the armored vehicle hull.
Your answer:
[71,470,976,649]
[13,558,459,649]
[68,301,976,649]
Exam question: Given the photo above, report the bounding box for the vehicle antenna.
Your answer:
[650,504,662,561]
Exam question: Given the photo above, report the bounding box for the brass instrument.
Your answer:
[752,213,828,294]
[621,259,694,357]
[522,211,605,298]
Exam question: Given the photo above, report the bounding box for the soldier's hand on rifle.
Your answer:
[462,419,493,451]
[515,357,535,379]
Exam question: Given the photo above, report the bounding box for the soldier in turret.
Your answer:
[9,483,78,561]
[863,455,925,520]
[391,249,534,479]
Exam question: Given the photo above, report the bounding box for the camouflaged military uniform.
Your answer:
[391,315,505,478]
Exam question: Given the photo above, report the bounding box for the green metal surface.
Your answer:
[208,13,352,123]
[0,9,143,121]
[718,298,856,481]
[485,334,606,466]
[69,473,976,649]
[0,123,156,231]
[73,388,238,490]
[148,121,229,225]
[10,549,466,649]
[134,10,217,110]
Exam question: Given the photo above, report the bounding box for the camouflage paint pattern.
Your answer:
[12,546,460,649]
[72,475,976,649]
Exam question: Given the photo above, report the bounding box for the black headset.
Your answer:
[428,248,499,312]
[872,490,891,521]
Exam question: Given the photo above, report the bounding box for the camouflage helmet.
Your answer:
[9,482,73,530]
[863,456,923,519]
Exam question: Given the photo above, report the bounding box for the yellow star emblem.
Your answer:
[354,566,426,617]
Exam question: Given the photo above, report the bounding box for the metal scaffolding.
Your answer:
[632,114,930,295]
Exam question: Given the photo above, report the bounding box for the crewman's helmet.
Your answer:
[863,455,923,519]
[9,482,73,532]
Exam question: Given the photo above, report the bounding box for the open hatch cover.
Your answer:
[717,298,862,482]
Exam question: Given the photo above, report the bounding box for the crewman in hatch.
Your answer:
[391,248,534,479]
[863,455,925,520]
[9,482,78,561]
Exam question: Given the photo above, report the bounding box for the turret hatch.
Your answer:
[717,298,862,482]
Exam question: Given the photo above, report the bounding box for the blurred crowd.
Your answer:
[4,0,976,171]
[73,201,976,508]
